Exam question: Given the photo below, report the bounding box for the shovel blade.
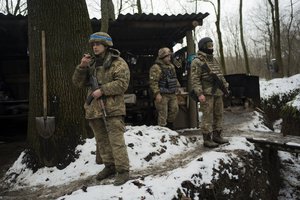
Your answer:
[36,116,55,139]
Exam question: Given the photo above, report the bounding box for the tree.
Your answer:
[268,0,284,76]
[27,0,92,168]
[1,0,27,15]
[100,0,115,32]
[136,0,142,14]
[200,0,227,74]
[239,0,250,74]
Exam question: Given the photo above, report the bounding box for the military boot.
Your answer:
[212,130,229,144]
[96,164,116,181]
[203,133,219,148]
[114,169,129,186]
[166,122,174,130]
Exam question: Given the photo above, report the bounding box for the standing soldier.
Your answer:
[72,32,130,186]
[191,37,229,148]
[149,47,180,130]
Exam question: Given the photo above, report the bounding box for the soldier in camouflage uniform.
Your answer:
[72,32,130,186]
[149,47,180,129]
[191,37,229,148]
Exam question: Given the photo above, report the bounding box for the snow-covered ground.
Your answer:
[1,74,300,200]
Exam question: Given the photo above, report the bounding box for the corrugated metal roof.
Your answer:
[91,13,209,55]
[0,13,209,57]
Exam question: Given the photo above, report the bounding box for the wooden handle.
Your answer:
[42,30,47,118]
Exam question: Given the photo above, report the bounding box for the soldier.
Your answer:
[191,37,229,148]
[72,32,130,186]
[149,47,180,129]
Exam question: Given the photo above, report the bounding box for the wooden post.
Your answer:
[186,30,198,128]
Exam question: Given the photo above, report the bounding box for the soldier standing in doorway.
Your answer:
[191,37,229,148]
[149,47,180,130]
[72,32,130,186]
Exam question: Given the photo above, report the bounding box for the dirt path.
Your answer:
[1,108,299,200]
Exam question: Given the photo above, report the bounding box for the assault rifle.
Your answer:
[86,75,108,129]
[202,63,229,96]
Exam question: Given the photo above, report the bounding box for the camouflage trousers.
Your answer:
[199,95,224,134]
[88,116,129,172]
[154,93,179,126]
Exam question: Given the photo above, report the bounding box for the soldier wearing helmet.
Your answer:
[72,32,130,186]
[149,47,180,129]
[191,37,229,148]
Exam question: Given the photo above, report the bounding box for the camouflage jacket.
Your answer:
[72,48,130,119]
[191,51,228,97]
[149,58,180,97]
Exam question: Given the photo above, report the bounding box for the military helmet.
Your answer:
[158,47,172,59]
[89,32,113,47]
[198,37,213,51]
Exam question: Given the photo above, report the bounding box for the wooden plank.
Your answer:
[246,137,300,153]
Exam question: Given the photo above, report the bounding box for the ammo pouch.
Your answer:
[159,77,177,94]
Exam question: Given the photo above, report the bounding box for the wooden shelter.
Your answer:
[0,12,209,134]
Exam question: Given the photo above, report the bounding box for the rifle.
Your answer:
[86,75,108,129]
[201,63,229,96]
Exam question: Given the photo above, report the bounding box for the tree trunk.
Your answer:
[137,0,142,14]
[215,0,227,74]
[101,0,115,32]
[286,0,294,76]
[186,30,198,128]
[101,0,109,32]
[27,0,92,168]
[274,0,283,76]
[239,0,250,74]
[268,0,283,77]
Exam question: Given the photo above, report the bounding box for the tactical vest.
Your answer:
[196,56,224,95]
[158,64,177,94]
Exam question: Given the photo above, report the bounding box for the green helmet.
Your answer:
[89,32,113,47]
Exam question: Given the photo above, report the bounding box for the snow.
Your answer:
[259,74,300,100]
[2,74,300,199]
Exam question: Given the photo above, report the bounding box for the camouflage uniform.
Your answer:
[72,32,130,185]
[149,48,180,128]
[191,37,229,147]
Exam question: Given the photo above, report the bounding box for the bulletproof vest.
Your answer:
[198,57,221,83]
[158,64,177,94]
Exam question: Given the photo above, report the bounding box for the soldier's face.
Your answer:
[163,54,172,64]
[91,42,106,55]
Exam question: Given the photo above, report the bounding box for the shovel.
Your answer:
[35,30,55,139]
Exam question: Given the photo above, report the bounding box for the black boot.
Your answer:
[212,130,229,144]
[114,169,129,186]
[166,122,174,130]
[96,163,116,181]
[203,133,219,148]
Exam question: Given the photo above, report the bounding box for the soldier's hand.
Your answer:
[155,93,162,102]
[92,88,103,99]
[198,94,206,103]
[79,54,91,68]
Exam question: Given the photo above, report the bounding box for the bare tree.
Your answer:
[268,0,284,76]
[239,0,250,74]
[223,16,242,74]
[199,0,227,74]
[136,0,142,14]
[284,0,295,76]
[1,0,27,15]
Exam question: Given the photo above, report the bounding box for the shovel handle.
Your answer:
[42,30,47,118]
